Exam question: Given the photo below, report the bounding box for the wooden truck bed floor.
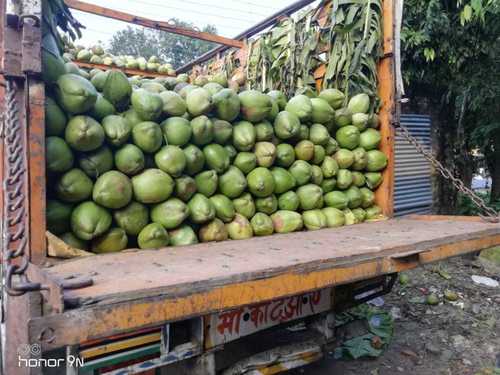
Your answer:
[29,216,500,351]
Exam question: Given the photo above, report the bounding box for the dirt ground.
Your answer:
[290,252,500,375]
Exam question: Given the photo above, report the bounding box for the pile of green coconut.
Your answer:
[44,60,387,253]
[62,40,175,75]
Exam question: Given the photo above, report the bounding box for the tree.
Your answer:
[401,0,500,212]
[108,19,217,68]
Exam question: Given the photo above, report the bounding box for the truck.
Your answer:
[2,0,500,374]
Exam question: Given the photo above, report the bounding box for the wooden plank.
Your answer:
[43,218,500,303]
[28,80,46,265]
[28,217,500,350]
[405,215,485,222]
[65,0,243,48]
[375,0,395,217]
[73,61,174,78]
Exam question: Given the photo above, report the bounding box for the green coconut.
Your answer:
[92,228,128,254]
[232,193,256,219]
[324,191,348,209]
[191,115,214,146]
[347,93,370,114]
[318,89,345,109]
[366,150,388,172]
[278,191,300,211]
[92,170,132,209]
[322,207,345,227]
[276,143,296,167]
[161,117,191,146]
[159,90,186,116]
[175,176,197,202]
[131,88,163,121]
[336,125,360,150]
[169,225,198,246]
[212,119,233,144]
[336,169,353,190]
[219,166,247,198]
[254,142,276,167]
[138,223,169,249]
[232,121,256,151]
[114,201,149,236]
[71,201,112,240]
[251,212,274,236]
[183,145,205,175]
[302,209,327,230]
[288,160,312,186]
[186,87,213,116]
[239,90,273,123]
[360,128,382,150]
[89,94,116,121]
[232,152,256,174]
[45,97,67,136]
[194,170,219,197]
[151,198,189,229]
[255,195,278,215]
[56,168,93,202]
[247,167,275,197]
[285,95,313,122]
[65,115,105,152]
[334,149,354,169]
[274,111,301,140]
[155,145,187,177]
[203,144,230,174]
[255,121,274,142]
[46,136,74,173]
[114,144,145,176]
[310,98,335,125]
[199,218,229,242]
[271,211,303,233]
[297,184,324,210]
[55,74,97,114]
[319,174,335,190]
[213,88,240,121]
[312,145,326,165]
[132,168,174,203]
[103,70,132,111]
[226,214,253,240]
[46,199,73,235]
[209,194,236,223]
[132,121,163,153]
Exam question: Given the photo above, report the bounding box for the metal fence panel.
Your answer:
[394,114,432,216]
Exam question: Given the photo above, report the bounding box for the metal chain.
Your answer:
[396,122,499,223]
[2,79,41,296]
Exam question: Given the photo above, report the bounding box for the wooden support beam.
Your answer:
[73,61,174,78]
[65,0,244,48]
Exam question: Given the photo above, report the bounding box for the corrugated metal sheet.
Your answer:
[394,114,432,216]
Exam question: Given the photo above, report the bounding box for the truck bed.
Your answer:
[28,216,500,351]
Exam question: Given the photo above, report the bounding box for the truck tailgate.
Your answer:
[29,216,500,350]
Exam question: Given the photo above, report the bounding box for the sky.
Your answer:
[71,0,301,48]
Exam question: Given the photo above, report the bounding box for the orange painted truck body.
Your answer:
[2,1,500,374]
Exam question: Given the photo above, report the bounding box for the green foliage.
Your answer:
[108,20,217,68]
[323,0,383,102]
[246,14,320,97]
[402,0,500,205]
[457,191,500,215]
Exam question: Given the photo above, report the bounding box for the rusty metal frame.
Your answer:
[64,0,244,48]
